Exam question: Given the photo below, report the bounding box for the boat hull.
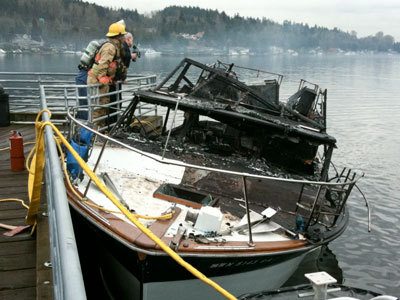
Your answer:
[70,203,318,300]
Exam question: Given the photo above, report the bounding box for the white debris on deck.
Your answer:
[78,145,290,242]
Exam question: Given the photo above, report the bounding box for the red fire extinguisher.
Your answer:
[9,131,25,172]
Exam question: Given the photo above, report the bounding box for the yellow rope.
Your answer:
[30,115,236,300]
[25,144,36,174]
[26,121,46,224]
[0,198,31,233]
[0,198,29,209]
[35,109,52,122]
[133,212,172,220]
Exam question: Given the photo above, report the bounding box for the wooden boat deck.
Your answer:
[0,125,53,300]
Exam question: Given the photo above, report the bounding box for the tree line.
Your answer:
[0,0,398,52]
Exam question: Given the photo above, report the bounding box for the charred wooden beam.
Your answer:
[154,59,186,91]
[169,61,192,92]
[181,58,281,112]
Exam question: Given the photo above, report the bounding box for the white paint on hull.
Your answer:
[142,249,316,300]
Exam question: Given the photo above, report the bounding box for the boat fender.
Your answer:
[75,126,93,145]
[66,139,89,180]
[66,127,94,180]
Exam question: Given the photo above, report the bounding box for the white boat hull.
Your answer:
[142,250,313,300]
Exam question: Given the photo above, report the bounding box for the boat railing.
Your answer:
[295,168,358,231]
[64,102,363,244]
[0,72,156,123]
[39,86,86,299]
[216,60,284,85]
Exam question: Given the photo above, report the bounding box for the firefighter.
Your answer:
[108,32,139,125]
[87,22,126,128]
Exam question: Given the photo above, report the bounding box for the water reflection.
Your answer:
[283,245,343,287]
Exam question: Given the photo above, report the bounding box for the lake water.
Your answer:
[1,52,399,296]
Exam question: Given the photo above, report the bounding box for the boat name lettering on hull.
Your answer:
[210,258,273,269]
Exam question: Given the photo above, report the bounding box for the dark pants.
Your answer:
[108,83,122,125]
[75,69,88,120]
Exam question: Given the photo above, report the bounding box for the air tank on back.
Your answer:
[79,39,106,67]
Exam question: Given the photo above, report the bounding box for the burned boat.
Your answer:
[66,58,362,299]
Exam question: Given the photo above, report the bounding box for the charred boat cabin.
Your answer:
[130,58,335,176]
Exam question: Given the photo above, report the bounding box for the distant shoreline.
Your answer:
[0,48,398,57]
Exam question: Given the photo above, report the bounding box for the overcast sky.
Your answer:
[89,0,400,41]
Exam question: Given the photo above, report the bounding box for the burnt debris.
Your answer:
[115,58,336,177]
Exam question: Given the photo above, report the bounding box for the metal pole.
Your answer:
[87,87,93,122]
[63,87,69,112]
[40,85,87,300]
[323,89,327,131]
[305,185,323,229]
[162,97,181,159]
[242,176,254,246]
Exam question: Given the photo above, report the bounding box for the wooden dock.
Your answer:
[0,125,53,300]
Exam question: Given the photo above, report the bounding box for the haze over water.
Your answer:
[1,52,399,295]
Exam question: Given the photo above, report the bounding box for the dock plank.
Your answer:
[0,240,36,256]
[0,178,30,188]
[0,186,29,196]
[0,232,32,243]
[0,172,28,179]
[0,209,27,220]
[0,253,36,271]
[0,287,36,300]
[0,216,30,227]
[0,268,36,290]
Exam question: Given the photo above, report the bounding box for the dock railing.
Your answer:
[0,72,156,123]
[40,88,87,300]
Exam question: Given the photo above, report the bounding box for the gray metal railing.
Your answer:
[40,85,86,300]
[0,72,156,120]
